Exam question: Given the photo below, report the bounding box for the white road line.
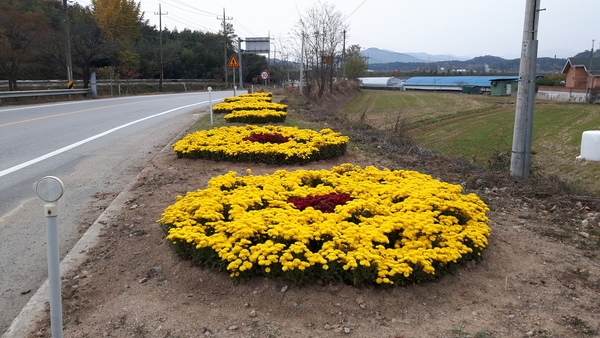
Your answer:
[0,101,208,178]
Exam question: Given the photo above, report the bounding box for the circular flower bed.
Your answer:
[172,125,349,164]
[159,164,491,286]
[213,101,287,114]
[224,109,286,124]
[224,94,272,103]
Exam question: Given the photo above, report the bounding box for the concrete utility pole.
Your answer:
[217,9,233,87]
[62,0,73,86]
[154,4,168,91]
[586,40,595,103]
[510,0,542,178]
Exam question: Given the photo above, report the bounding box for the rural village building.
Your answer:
[537,57,600,103]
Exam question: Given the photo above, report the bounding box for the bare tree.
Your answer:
[293,1,347,98]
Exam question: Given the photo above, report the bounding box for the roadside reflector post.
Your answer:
[36,176,65,338]
[208,87,213,125]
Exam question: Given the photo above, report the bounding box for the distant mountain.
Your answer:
[541,48,579,59]
[573,50,600,58]
[361,48,469,64]
[361,48,422,64]
[367,55,568,74]
[360,47,600,74]
[403,52,469,62]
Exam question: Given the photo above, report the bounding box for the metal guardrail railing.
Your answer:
[0,88,91,99]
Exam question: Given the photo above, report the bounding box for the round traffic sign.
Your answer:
[260,70,269,80]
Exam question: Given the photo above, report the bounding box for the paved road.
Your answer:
[0,91,231,334]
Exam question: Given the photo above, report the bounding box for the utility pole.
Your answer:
[154,4,168,91]
[342,30,346,79]
[217,9,233,87]
[62,0,73,87]
[586,40,595,103]
[299,33,305,95]
[510,0,543,178]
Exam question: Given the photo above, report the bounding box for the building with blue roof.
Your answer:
[403,76,519,94]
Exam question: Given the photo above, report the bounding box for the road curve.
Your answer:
[0,91,232,334]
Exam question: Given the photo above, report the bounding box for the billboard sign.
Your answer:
[245,37,270,54]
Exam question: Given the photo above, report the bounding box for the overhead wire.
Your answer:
[232,19,258,37]
[162,0,220,17]
[344,0,368,22]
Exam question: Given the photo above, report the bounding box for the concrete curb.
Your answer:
[2,119,196,338]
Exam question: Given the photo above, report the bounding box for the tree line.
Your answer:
[0,0,367,97]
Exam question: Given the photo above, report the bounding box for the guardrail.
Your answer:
[0,88,92,99]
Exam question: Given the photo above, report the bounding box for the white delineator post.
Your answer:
[208,87,213,125]
[36,176,65,338]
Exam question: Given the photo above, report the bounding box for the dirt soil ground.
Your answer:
[29,93,600,338]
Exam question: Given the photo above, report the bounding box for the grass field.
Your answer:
[341,90,600,195]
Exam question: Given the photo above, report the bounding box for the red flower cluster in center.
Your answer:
[242,133,290,144]
[287,193,353,213]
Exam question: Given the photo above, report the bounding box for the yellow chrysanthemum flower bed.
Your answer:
[224,93,272,103]
[172,125,349,164]
[224,109,286,124]
[213,100,287,114]
[158,164,491,286]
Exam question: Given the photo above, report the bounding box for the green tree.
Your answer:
[118,49,140,80]
[345,44,367,80]
[0,5,51,89]
[43,3,112,87]
[70,4,113,87]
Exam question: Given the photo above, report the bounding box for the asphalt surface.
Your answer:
[0,91,231,335]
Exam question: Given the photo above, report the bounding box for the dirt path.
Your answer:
[23,141,600,338]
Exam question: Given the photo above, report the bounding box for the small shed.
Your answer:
[462,85,481,94]
[490,78,518,96]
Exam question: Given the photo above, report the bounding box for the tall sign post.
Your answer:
[36,176,65,338]
[243,37,271,90]
[510,0,542,178]
[228,54,240,96]
[237,38,244,90]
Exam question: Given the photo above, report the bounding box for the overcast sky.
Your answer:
[73,0,600,59]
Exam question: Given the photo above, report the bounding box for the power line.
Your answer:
[233,19,257,37]
[345,0,367,22]
[162,0,219,17]
[167,12,213,32]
